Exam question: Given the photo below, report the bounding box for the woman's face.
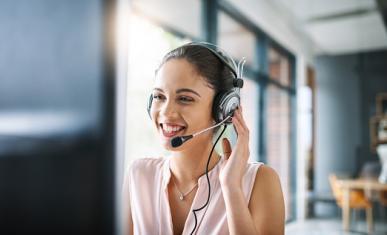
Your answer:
[151,58,216,151]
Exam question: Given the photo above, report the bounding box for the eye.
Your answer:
[178,96,194,103]
[152,94,165,101]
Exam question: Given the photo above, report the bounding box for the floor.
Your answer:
[286,218,387,235]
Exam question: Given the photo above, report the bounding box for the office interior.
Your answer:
[1,0,387,234]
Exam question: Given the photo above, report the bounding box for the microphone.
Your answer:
[170,116,231,148]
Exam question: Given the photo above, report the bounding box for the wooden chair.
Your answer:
[380,190,387,206]
[379,190,387,221]
[329,174,373,233]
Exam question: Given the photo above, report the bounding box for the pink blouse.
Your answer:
[124,156,263,234]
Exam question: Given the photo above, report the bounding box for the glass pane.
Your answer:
[240,78,259,161]
[266,85,292,220]
[269,47,291,87]
[131,0,201,39]
[125,14,190,168]
[218,11,257,70]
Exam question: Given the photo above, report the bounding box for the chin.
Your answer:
[160,137,178,151]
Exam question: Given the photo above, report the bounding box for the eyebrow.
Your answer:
[153,88,201,98]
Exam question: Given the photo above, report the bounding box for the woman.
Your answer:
[123,42,285,235]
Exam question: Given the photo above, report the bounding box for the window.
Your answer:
[125,13,190,168]
[269,47,291,87]
[240,78,259,161]
[218,11,257,70]
[266,84,292,220]
[131,0,201,39]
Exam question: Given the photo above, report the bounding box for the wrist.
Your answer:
[219,176,242,189]
[220,182,243,195]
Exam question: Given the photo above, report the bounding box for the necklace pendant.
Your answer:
[179,194,184,201]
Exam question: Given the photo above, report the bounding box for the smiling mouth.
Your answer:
[160,124,186,138]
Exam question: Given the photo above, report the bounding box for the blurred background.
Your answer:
[1,0,387,234]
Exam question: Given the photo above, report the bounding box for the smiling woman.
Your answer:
[122,42,285,235]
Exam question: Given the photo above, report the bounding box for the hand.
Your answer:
[219,106,250,190]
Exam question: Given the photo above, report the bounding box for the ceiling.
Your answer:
[131,0,387,56]
[272,0,387,55]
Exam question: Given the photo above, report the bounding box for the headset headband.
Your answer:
[184,42,239,78]
[183,42,245,89]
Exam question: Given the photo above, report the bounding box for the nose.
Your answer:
[158,99,178,118]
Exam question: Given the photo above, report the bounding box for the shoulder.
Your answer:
[125,157,166,180]
[254,165,280,185]
[251,165,283,200]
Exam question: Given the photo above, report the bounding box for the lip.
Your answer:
[160,122,186,127]
[159,123,186,138]
[161,128,185,138]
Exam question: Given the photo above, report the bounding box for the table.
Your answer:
[336,178,387,233]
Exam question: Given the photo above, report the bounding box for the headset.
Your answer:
[146,41,245,124]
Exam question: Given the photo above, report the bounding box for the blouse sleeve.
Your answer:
[122,164,133,235]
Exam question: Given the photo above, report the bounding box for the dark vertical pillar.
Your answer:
[257,37,268,163]
[101,0,117,234]
[201,0,218,43]
[0,0,117,234]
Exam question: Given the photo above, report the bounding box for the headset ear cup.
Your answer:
[213,90,240,123]
[212,93,223,123]
[146,94,153,119]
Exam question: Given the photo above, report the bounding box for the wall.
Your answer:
[314,50,387,216]
[358,51,387,168]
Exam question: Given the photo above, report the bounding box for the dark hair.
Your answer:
[156,44,235,94]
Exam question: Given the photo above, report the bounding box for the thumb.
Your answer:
[222,138,232,160]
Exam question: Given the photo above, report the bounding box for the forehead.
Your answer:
[155,59,213,93]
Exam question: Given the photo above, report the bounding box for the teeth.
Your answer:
[162,124,184,133]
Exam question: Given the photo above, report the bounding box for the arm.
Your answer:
[221,166,284,235]
[249,165,285,234]
[221,184,257,234]
[219,106,285,234]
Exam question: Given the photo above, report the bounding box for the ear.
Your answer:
[222,138,232,160]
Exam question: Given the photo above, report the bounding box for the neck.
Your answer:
[169,140,221,186]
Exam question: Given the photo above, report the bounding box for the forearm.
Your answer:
[222,186,258,235]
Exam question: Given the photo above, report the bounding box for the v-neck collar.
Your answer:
[162,156,223,190]
[161,156,224,234]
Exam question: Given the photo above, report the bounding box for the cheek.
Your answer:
[184,104,214,127]
[150,104,160,125]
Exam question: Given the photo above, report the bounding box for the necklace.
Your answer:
[172,177,198,201]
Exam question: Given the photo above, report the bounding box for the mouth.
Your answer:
[160,123,186,138]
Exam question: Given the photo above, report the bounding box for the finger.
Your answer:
[235,106,249,131]
[233,112,249,139]
[232,113,243,134]
[233,109,245,130]
[222,138,232,160]
[231,117,250,159]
